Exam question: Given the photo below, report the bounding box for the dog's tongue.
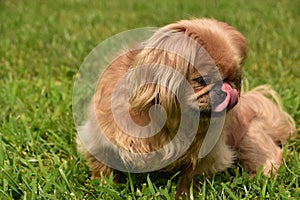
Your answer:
[213,83,238,112]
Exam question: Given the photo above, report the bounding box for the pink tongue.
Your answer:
[213,83,238,112]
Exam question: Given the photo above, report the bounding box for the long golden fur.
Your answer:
[77,18,296,198]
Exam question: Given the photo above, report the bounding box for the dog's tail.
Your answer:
[242,85,297,142]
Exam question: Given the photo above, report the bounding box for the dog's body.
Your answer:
[77,18,296,198]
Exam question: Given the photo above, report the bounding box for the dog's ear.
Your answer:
[128,57,186,117]
[127,27,198,116]
[128,60,196,120]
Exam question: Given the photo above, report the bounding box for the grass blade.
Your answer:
[221,183,238,200]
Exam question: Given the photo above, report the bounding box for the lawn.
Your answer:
[0,0,299,199]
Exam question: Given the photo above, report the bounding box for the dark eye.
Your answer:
[194,76,212,86]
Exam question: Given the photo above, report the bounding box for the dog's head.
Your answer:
[128,18,247,125]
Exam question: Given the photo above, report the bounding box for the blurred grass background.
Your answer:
[0,0,299,199]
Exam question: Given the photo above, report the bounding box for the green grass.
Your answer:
[1,0,299,199]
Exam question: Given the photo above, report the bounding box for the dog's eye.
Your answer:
[194,76,212,86]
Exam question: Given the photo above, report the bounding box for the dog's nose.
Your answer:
[212,83,227,99]
[211,83,227,106]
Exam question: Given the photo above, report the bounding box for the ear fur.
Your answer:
[127,28,198,116]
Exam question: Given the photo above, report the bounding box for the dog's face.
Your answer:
[190,60,241,115]
[128,19,247,125]
[179,19,246,115]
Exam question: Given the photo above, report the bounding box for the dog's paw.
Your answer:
[175,186,190,200]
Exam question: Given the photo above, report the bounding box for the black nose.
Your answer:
[211,83,227,105]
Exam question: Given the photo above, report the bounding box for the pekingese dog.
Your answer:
[77,18,296,198]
